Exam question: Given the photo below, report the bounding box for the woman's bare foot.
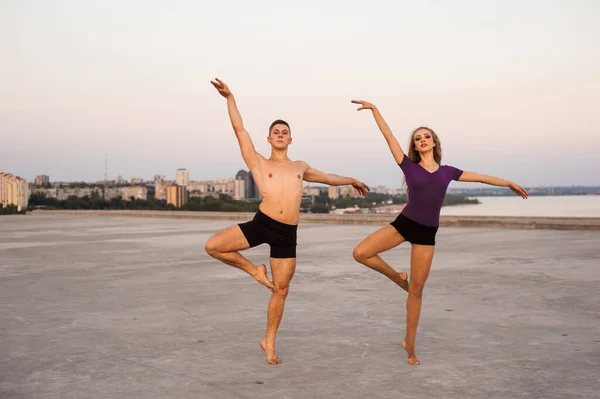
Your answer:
[394,272,409,292]
[253,265,276,292]
[260,339,281,365]
[402,340,421,365]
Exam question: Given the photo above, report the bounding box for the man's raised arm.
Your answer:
[211,78,260,169]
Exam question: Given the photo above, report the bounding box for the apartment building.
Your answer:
[176,169,189,187]
[167,185,188,208]
[0,172,29,211]
[121,186,148,201]
[154,179,167,201]
[35,175,50,186]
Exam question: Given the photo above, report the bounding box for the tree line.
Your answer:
[303,190,479,213]
[27,192,261,212]
[25,190,478,214]
[1,204,26,215]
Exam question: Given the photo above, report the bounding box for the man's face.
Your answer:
[268,123,292,149]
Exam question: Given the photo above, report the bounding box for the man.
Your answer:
[205,78,369,365]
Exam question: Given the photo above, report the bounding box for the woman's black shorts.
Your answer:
[390,213,438,246]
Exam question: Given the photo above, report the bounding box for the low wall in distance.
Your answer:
[28,210,600,231]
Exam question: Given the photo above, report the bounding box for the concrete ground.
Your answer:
[1,215,599,399]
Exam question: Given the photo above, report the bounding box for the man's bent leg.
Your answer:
[260,257,296,365]
[205,225,275,291]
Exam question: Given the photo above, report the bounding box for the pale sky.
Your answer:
[2,0,599,188]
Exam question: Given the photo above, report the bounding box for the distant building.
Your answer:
[189,191,219,200]
[212,178,234,194]
[302,193,316,205]
[0,172,29,211]
[176,169,189,187]
[301,186,321,205]
[247,172,259,199]
[121,186,147,201]
[339,185,361,198]
[234,170,248,200]
[154,177,167,201]
[328,186,339,200]
[32,186,104,201]
[115,175,123,184]
[35,175,50,186]
[303,186,320,196]
[374,185,390,194]
[128,177,144,185]
[167,185,188,207]
[233,179,246,200]
[235,170,259,200]
[187,181,207,193]
[104,187,122,200]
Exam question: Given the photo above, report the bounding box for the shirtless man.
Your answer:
[205,78,369,365]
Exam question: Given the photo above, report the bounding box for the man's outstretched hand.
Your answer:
[509,182,529,199]
[352,180,370,197]
[211,78,232,98]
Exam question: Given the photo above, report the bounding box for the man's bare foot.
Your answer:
[253,265,276,292]
[402,340,421,365]
[394,272,409,292]
[260,339,281,365]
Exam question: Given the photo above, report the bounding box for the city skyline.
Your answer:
[2,0,599,187]
[12,164,600,190]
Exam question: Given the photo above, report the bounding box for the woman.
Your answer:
[350,100,528,365]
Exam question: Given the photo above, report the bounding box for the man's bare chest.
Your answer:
[260,164,304,188]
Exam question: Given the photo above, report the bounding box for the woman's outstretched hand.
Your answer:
[351,100,376,111]
[210,78,232,98]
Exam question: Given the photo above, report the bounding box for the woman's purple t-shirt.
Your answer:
[399,156,464,227]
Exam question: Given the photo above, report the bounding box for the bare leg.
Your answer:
[402,244,435,365]
[205,225,275,291]
[260,257,296,365]
[353,225,409,291]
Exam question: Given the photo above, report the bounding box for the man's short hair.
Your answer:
[269,119,291,135]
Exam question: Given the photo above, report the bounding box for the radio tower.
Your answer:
[104,153,108,186]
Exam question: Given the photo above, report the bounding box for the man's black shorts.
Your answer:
[238,210,298,258]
